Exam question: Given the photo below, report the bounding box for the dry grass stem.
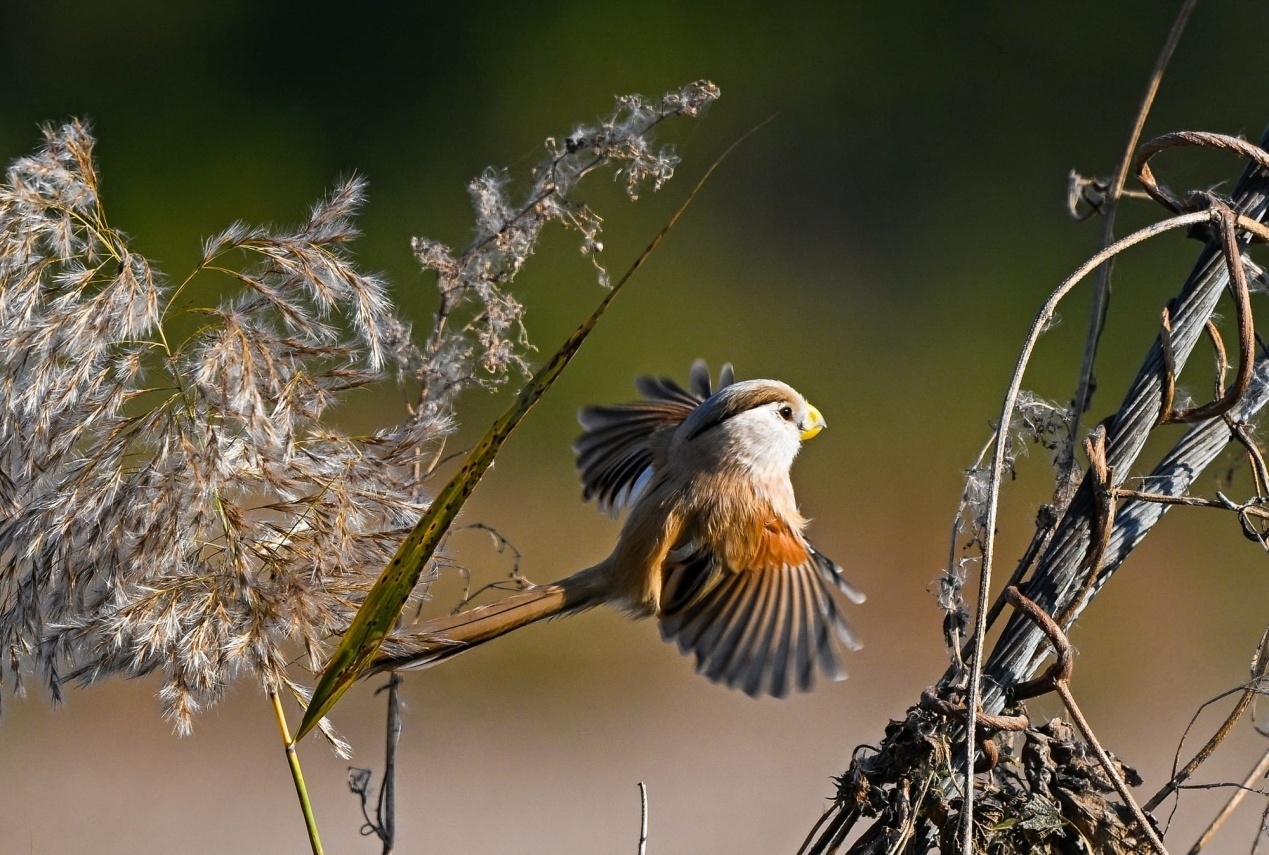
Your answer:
[1068,0,1199,474]
[271,688,325,855]
[959,206,1212,851]
[1187,747,1269,853]
[637,782,649,855]
[1146,625,1269,815]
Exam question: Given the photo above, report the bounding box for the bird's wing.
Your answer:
[574,360,733,515]
[657,525,863,699]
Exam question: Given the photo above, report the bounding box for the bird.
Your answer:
[369,360,864,698]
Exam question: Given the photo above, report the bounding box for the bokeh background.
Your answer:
[4,2,1269,853]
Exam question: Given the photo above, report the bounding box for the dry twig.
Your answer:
[1005,587,1168,855]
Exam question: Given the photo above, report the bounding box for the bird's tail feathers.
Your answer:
[367,567,606,676]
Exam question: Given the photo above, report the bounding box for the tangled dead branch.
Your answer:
[799,123,1269,855]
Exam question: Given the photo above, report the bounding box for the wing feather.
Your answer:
[767,568,795,698]
[657,535,861,698]
[700,576,761,682]
[789,565,817,692]
[575,361,735,515]
[662,559,739,653]
[740,570,783,697]
[804,571,844,681]
[711,571,770,688]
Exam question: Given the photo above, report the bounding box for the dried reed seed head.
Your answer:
[0,83,718,731]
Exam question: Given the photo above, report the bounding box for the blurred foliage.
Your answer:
[5,2,1267,460]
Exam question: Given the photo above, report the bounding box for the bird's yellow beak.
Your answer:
[800,404,826,441]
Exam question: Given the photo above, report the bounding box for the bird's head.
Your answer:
[675,379,825,478]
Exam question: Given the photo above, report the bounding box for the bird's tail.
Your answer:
[366,567,606,676]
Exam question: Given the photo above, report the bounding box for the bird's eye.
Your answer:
[778,405,794,421]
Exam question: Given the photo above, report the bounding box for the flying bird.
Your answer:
[370,360,863,697]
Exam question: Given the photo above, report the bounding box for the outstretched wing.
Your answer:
[657,529,863,699]
[574,360,734,515]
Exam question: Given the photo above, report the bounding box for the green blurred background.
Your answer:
[5,2,1269,852]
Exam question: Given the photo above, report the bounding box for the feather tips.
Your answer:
[657,537,860,699]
